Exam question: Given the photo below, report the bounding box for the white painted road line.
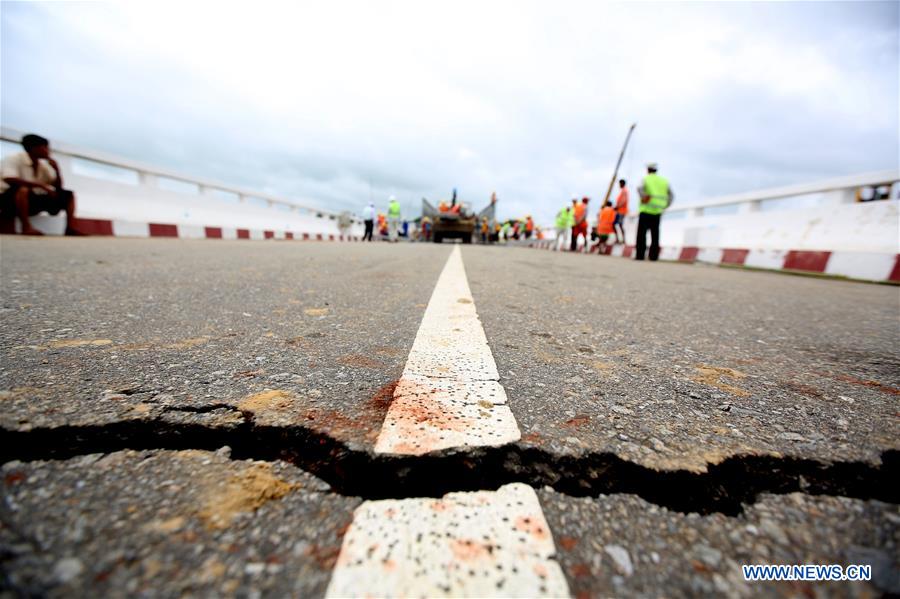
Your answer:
[325,483,571,599]
[375,245,521,455]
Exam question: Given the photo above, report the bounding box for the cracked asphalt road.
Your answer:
[0,238,450,448]
[1,236,898,597]
[465,246,899,471]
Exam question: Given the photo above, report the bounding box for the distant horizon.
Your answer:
[2,2,897,223]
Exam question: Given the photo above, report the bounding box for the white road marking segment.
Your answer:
[324,483,571,598]
[375,245,520,455]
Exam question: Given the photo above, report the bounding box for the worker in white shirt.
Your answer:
[362,201,375,241]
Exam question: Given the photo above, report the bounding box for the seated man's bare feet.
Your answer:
[65,226,87,236]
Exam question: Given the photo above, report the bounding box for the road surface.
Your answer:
[1,237,897,597]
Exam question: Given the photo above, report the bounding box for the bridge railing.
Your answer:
[625,170,900,254]
[665,170,899,218]
[1,127,363,236]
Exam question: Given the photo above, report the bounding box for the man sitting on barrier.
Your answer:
[0,133,84,236]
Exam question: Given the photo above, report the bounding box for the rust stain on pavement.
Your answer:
[197,462,296,530]
[692,365,750,397]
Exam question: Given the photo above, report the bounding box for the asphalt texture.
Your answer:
[465,246,899,471]
[1,236,898,597]
[0,238,450,448]
[2,449,360,598]
[538,489,898,598]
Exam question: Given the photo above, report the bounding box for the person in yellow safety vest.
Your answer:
[554,206,569,251]
[636,162,674,261]
[387,195,401,242]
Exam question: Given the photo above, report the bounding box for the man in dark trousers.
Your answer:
[361,201,375,241]
[0,134,83,235]
[635,163,673,261]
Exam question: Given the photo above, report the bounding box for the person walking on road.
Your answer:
[362,201,375,241]
[387,195,401,242]
[636,163,673,261]
[570,197,589,252]
[554,205,571,251]
[613,179,628,245]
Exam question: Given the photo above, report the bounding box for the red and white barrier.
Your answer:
[64,217,360,241]
[527,238,900,283]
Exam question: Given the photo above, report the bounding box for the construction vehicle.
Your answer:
[421,190,498,243]
[422,189,474,243]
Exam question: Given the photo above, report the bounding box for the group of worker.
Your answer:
[490,215,542,243]
[554,163,673,260]
[361,195,404,242]
[359,163,672,255]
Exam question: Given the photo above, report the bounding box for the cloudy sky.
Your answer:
[1,1,897,223]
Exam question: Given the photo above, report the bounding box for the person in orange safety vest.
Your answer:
[570,197,589,252]
[597,200,616,254]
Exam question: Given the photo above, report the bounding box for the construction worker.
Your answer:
[597,200,616,254]
[554,205,570,251]
[480,217,489,243]
[567,199,577,249]
[362,201,375,241]
[525,215,534,239]
[636,163,674,261]
[571,197,589,252]
[387,195,401,242]
[614,179,628,244]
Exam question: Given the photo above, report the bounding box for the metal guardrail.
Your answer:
[0,126,349,222]
[668,169,899,217]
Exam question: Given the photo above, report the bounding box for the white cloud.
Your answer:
[1,1,896,225]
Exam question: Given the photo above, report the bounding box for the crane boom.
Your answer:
[601,123,637,207]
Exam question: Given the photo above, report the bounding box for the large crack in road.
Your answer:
[2,415,896,516]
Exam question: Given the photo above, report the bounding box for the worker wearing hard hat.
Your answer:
[387,195,401,242]
[636,163,674,261]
